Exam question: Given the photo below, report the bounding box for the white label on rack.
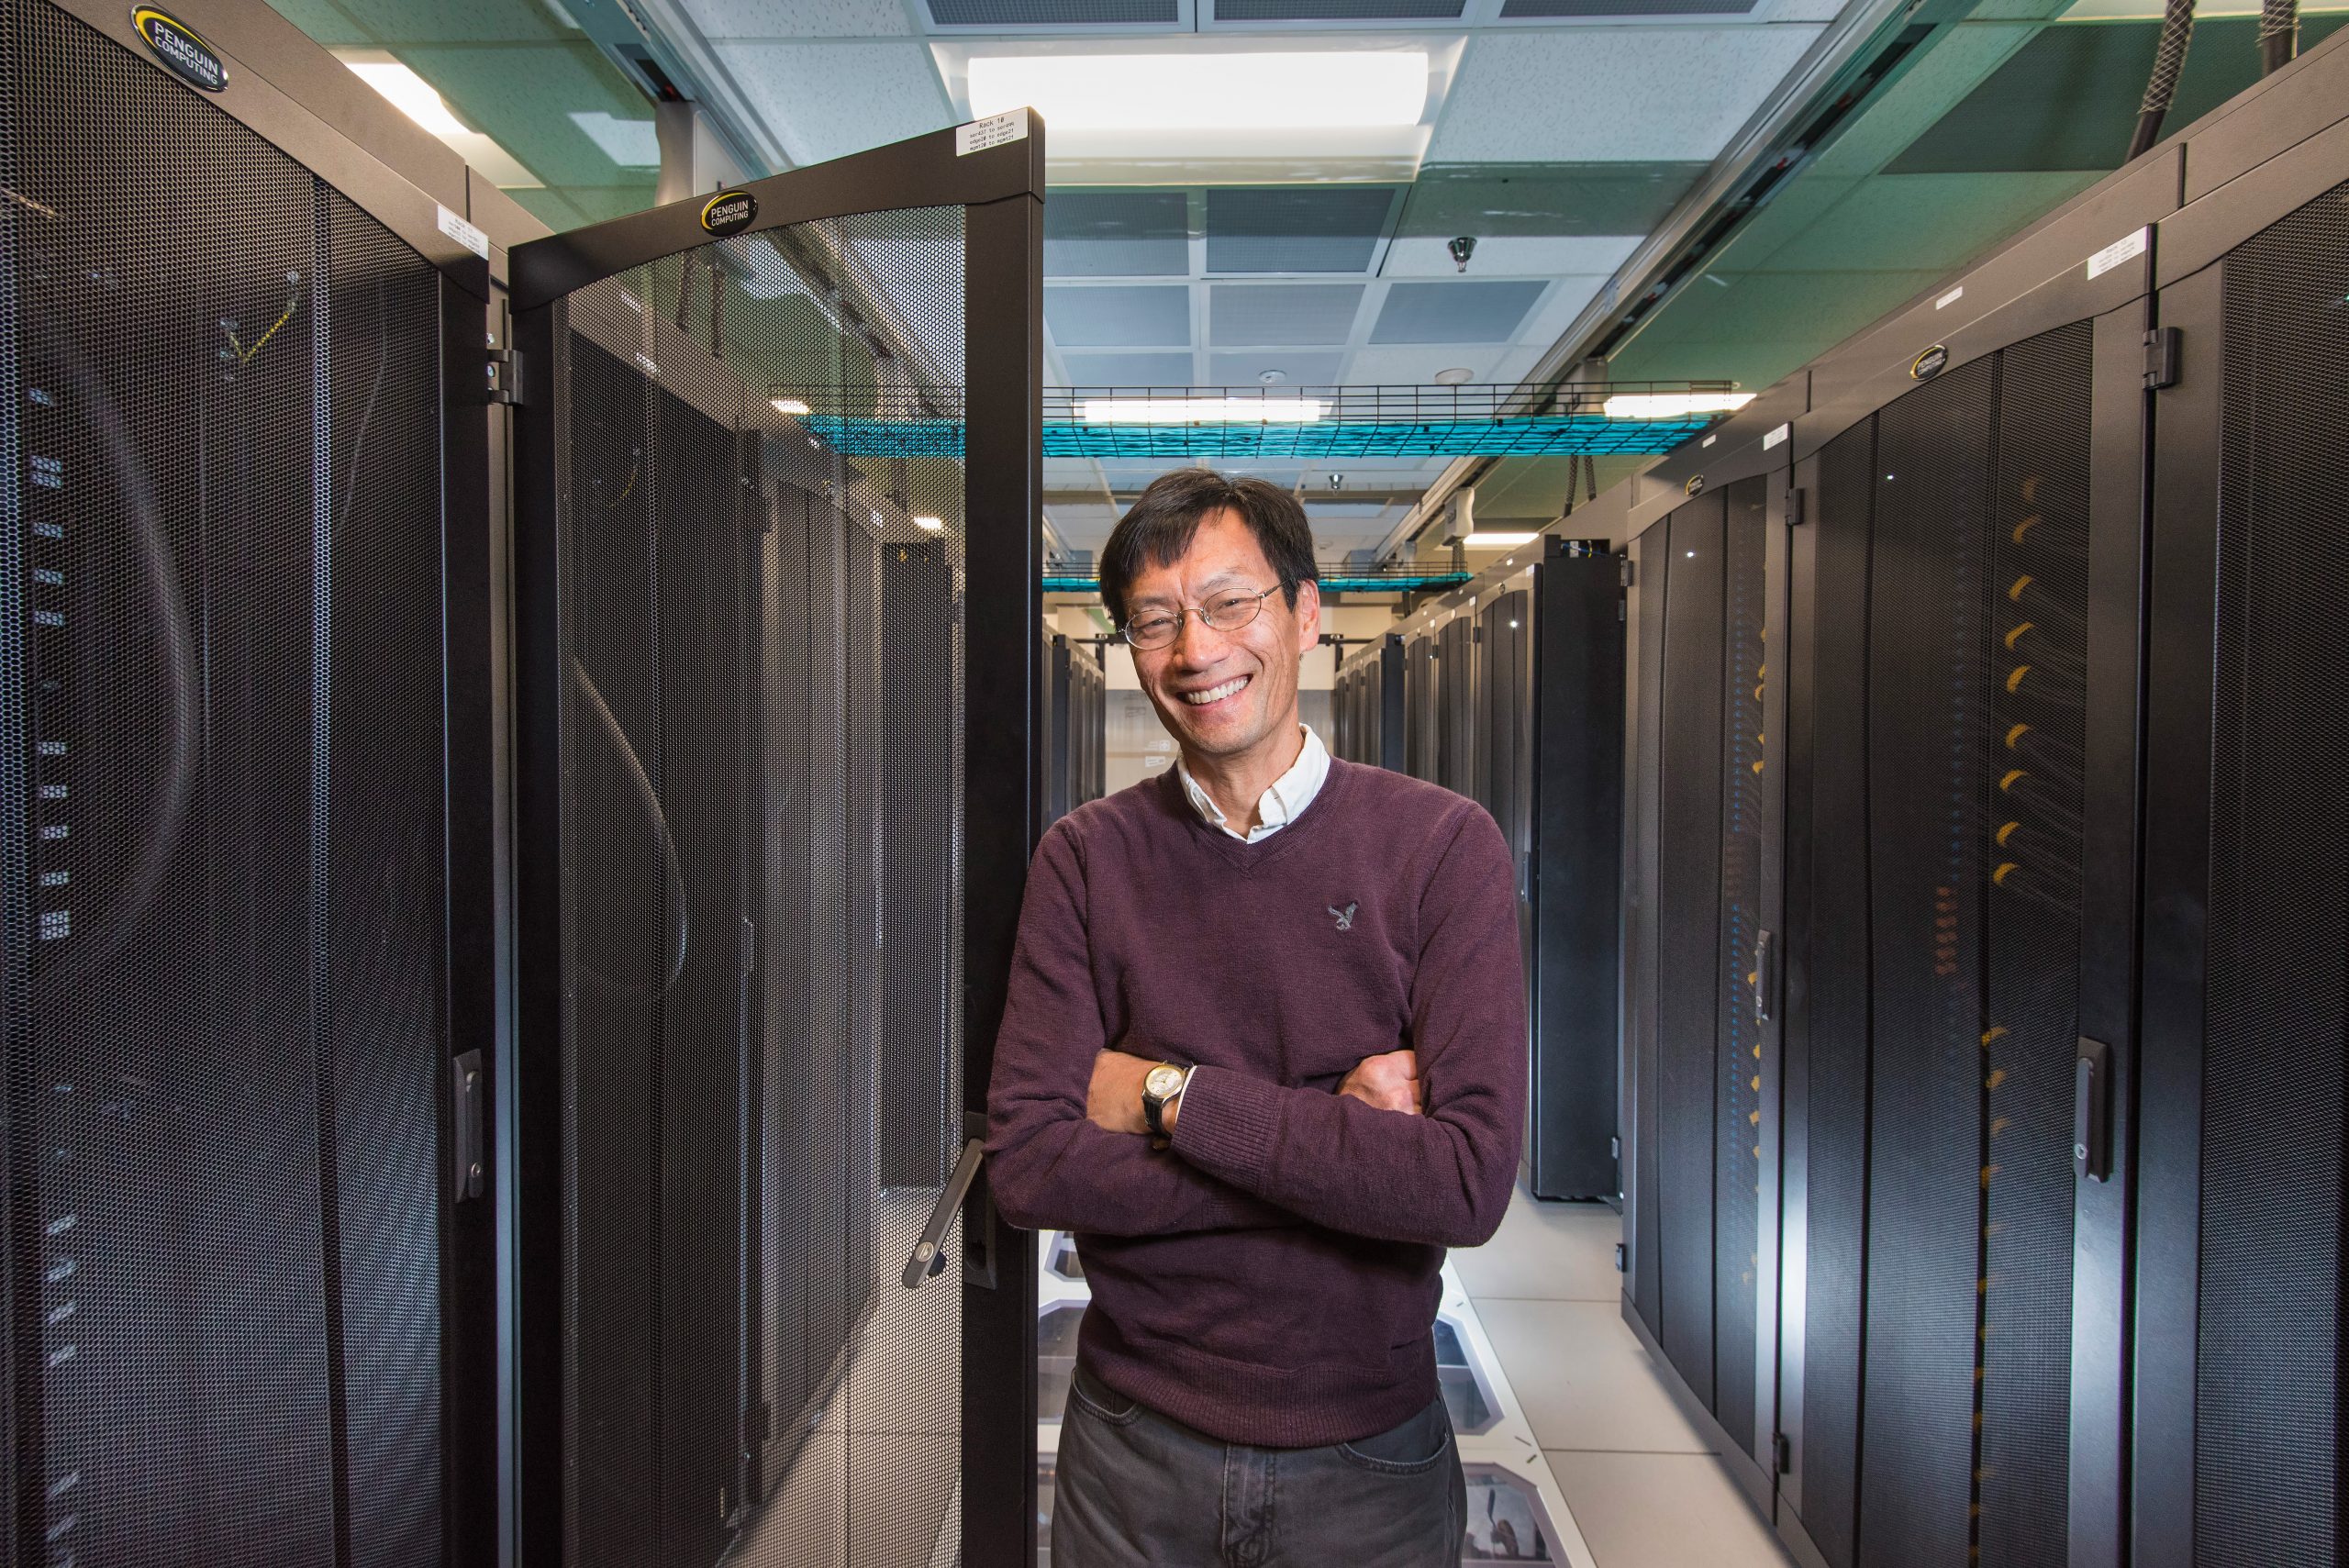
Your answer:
[1702,434,1717,448]
[2086,228,2148,281]
[957,110,1030,157]
[1763,423,1789,450]
[438,205,490,261]
[1936,285,1965,309]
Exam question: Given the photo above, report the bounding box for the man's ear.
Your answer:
[1294,577,1322,651]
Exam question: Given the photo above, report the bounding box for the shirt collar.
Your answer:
[1177,724,1330,843]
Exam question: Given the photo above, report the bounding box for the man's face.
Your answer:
[1126,508,1320,766]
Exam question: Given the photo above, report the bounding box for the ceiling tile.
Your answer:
[1207,349,1349,385]
[1382,233,1642,277]
[718,40,952,166]
[1499,0,1754,16]
[1211,0,1465,15]
[1341,345,1506,384]
[1047,190,1192,276]
[689,0,916,37]
[1208,283,1366,346]
[1045,284,1194,346]
[1428,28,1827,162]
[1205,186,1400,273]
[1054,350,1200,385]
[928,0,1179,21]
[1370,280,1548,343]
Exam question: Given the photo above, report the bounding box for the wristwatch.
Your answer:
[1141,1062,1193,1140]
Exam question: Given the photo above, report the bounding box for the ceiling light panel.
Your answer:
[1046,190,1192,277]
[1209,284,1366,347]
[1370,280,1548,344]
[967,50,1427,129]
[929,0,1180,23]
[1209,0,1464,17]
[1205,185,1400,273]
[1044,284,1193,347]
[1500,0,1753,15]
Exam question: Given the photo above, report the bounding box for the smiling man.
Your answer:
[985,468,1529,1566]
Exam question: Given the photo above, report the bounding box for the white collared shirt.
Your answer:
[1176,724,1330,843]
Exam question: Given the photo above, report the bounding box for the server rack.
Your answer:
[1403,628,1440,782]
[1045,631,1104,825]
[1464,544,1626,1202]
[1331,634,1405,772]
[1618,28,2349,1568]
[1617,385,1803,1514]
[507,120,1045,1568]
[0,2,507,1563]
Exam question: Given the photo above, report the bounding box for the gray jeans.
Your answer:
[1052,1362,1467,1568]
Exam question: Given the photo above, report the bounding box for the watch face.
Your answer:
[1146,1065,1186,1099]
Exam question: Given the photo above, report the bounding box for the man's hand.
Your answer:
[1087,1050,1159,1135]
[1339,1049,1423,1116]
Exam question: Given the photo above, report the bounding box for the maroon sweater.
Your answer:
[985,758,1528,1447]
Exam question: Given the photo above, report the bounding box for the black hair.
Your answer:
[1097,469,1318,628]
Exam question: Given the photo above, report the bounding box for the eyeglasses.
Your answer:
[1119,585,1278,651]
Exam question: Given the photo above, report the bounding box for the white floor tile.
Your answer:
[1474,1299,1711,1455]
[1547,1451,1795,1568]
[1453,1187,1623,1303]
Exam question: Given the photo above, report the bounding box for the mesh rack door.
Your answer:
[2,4,488,1564]
[510,124,1044,1568]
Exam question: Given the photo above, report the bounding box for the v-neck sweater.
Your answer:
[985,757,1529,1447]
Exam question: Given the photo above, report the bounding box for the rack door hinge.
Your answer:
[486,347,525,406]
[1787,487,1807,527]
[1774,1433,1793,1474]
[1613,1242,1627,1273]
[2144,327,2181,391]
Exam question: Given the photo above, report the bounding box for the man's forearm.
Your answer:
[1166,1064,1516,1248]
[986,1106,1300,1238]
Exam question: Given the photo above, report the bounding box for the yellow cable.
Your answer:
[237,288,301,366]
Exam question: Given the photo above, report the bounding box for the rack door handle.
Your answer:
[2075,1038,2112,1183]
[903,1138,986,1289]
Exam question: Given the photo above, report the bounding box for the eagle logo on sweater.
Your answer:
[1328,901,1358,932]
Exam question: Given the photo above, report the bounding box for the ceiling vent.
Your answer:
[1055,351,1199,386]
[927,0,1179,23]
[1205,186,1399,274]
[1043,284,1193,348]
[1209,283,1366,347]
[1046,191,1191,278]
[1370,281,1546,345]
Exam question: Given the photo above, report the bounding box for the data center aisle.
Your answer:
[1452,1189,1796,1568]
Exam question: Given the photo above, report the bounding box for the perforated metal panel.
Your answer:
[2195,176,2349,1568]
[1436,615,1475,796]
[550,206,968,1568]
[1860,356,1994,1568]
[2,5,451,1564]
[1798,421,1875,1568]
[1627,528,1666,1329]
[1714,476,1766,1459]
[1977,323,2088,1568]
[1656,494,1724,1407]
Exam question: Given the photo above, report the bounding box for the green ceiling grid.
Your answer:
[264,0,659,232]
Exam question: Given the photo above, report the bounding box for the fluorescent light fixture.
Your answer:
[1603,392,1756,420]
[1079,397,1324,424]
[914,516,945,532]
[342,56,540,188]
[967,52,1426,132]
[770,396,811,416]
[1460,531,1539,547]
[347,59,467,136]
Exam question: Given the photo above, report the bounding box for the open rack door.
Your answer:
[507,117,1044,1568]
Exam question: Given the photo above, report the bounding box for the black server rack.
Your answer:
[0,2,505,1563]
[1620,29,2349,1568]
[1331,634,1405,772]
[1404,628,1439,782]
[507,124,1046,1567]
[2132,92,2349,1568]
[1462,544,1626,1201]
[1044,631,1104,825]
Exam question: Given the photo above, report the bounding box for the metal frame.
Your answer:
[7,5,513,1565]
[507,117,1045,1568]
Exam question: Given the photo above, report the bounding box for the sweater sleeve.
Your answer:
[985,820,1301,1238]
[1168,805,1528,1248]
